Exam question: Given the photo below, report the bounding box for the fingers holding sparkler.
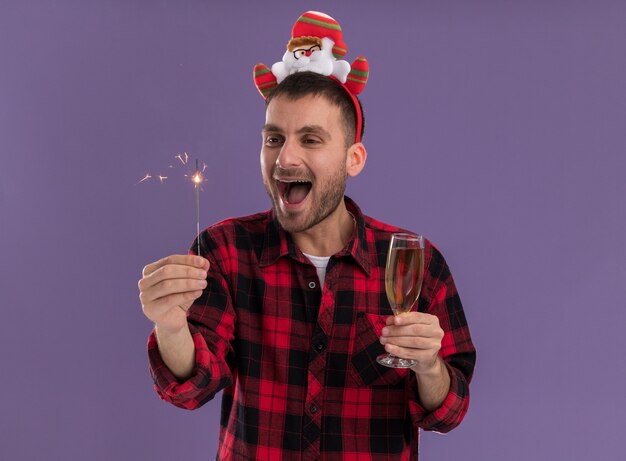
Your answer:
[139,254,210,329]
[142,255,209,277]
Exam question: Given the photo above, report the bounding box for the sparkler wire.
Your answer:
[195,159,201,256]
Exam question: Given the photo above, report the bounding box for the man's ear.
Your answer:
[346,142,367,177]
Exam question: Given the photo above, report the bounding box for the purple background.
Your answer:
[1,1,624,459]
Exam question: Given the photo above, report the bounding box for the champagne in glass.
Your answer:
[377,233,425,368]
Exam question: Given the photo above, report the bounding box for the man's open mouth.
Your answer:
[275,179,312,205]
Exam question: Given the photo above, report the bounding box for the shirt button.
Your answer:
[308,281,316,289]
[315,342,325,352]
[310,404,318,414]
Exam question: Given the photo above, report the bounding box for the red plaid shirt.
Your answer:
[148,197,475,460]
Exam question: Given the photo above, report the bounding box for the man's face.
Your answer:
[261,94,349,234]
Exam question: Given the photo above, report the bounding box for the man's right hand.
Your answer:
[139,255,209,333]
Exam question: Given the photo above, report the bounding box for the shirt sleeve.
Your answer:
[147,231,237,410]
[407,244,476,433]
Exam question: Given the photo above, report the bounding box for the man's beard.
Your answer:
[264,163,347,234]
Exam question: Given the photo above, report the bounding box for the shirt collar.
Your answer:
[259,196,371,276]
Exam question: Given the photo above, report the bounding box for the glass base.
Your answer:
[377,353,417,369]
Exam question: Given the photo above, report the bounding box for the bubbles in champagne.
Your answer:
[385,240,424,315]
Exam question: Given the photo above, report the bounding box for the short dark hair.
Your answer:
[265,72,365,146]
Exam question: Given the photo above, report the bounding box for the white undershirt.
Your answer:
[302,252,331,289]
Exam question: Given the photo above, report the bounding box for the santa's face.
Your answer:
[260,94,349,234]
[293,44,322,59]
[282,39,335,73]
[290,44,322,68]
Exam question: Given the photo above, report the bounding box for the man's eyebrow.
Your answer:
[262,124,332,139]
[262,124,282,133]
[298,125,331,138]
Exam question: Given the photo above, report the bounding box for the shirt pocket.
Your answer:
[350,312,410,387]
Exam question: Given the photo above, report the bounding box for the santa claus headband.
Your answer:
[253,11,369,143]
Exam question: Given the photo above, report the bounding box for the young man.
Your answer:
[138,71,475,460]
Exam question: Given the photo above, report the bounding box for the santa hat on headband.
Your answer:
[292,11,347,59]
[253,11,369,99]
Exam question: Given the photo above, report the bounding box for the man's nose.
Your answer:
[276,139,301,169]
[305,50,312,57]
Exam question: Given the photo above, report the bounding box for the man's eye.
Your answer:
[265,136,283,146]
[303,137,320,145]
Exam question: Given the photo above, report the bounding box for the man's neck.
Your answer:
[291,199,355,257]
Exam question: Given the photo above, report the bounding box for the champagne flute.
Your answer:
[377,233,425,368]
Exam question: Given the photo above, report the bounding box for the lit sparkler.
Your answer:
[192,160,203,256]
[138,153,206,256]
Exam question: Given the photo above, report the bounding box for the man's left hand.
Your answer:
[380,312,444,375]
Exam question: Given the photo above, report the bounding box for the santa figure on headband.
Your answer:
[271,34,351,84]
[254,11,369,98]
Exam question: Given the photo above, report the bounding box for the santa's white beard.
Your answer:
[285,49,334,76]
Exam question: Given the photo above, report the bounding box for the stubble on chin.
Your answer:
[265,174,347,235]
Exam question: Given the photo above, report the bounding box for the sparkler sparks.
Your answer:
[136,173,152,184]
[175,152,189,165]
[192,172,202,185]
[185,166,207,189]
[135,173,169,184]
[137,153,207,257]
